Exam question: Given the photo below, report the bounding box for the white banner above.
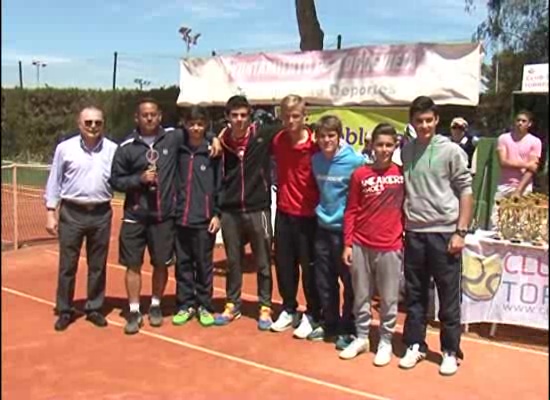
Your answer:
[177,42,483,107]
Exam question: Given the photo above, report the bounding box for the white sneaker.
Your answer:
[373,339,393,367]
[398,344,426,369]
[292,314,313,339]
[339,337,369,360]
[271,310,295,332]
[439,352,458,376]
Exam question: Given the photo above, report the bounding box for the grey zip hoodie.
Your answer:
[402,134,472,232]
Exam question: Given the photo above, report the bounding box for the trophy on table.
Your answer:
[145,147,160,192]
[524,193,548,247]
[495,193,549,246]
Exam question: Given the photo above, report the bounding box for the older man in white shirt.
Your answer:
[44,106,118,332]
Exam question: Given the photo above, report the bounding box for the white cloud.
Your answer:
[143,0,260,21]
[2,50,73,66]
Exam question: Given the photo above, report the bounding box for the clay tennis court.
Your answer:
[2,193,549,399]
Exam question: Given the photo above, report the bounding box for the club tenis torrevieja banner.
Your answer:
[177,42,483,107]
[439,235,549,330]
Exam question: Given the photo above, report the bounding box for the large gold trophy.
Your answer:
[495,193,548,246]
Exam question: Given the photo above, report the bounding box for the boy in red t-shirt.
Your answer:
[269,95,321,338]
[340,123,404,365]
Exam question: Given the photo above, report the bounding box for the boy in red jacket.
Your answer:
[340,123,404,365]
[270,95,321,338]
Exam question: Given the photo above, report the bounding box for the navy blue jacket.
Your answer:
[174,137,222,228]
[110,127,183,223]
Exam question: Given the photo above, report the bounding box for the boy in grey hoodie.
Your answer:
[399,96,473,376]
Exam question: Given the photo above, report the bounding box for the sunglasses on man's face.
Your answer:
[84,120,104,128]
[451,125,464,130]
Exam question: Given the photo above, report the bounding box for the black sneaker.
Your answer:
[124,311,143,335]
[86,311,108,328]
[149,305,163,327]
[54,313,73,332]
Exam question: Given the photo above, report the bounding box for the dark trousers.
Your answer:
[221,209,272,310]
[274,211,321,321]
[174,226,215,312]
[56,201,112,315]
[403,231,463,356]
[314,227,354,336]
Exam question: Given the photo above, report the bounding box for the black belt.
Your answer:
[62,200,111,212]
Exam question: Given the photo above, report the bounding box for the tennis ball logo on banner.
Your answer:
[462,252,503,301]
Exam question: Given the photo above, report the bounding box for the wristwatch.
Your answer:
[455,229,468,238]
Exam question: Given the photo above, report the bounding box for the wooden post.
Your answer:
[12,164,19,251]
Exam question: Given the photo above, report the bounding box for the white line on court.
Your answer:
[2,286,393,400]
[41,249,550,357]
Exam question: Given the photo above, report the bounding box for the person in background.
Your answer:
[391,133,404,166]
[45,106,117,331]
[172,106,221,327]
[309,115,365,349]
[340,123,404,365]
[361,132,374,164]
[492,110,542,226]
[399,96,473,376]
[449,117,478,169]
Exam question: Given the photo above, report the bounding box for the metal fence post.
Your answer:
[13,164,19,251]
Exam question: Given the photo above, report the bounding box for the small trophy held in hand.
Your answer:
[145,148,160,192]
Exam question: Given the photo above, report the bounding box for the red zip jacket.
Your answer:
[343,163,404,251]
[272,127,319,217]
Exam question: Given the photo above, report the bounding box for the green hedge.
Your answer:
[0,86,194,163]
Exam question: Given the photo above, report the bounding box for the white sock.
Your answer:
[151,296,161,307]
[129,302,140,313]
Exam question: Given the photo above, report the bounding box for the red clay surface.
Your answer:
[2,204,549,400]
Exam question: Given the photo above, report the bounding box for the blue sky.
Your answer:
[2,0,488,89]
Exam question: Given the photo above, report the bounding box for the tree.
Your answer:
[295,0,324,51]
[467,0,548,59]
[466,0,549,135]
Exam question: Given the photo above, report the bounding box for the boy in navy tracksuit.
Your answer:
[310,115,365,348]
[172,106,222,327]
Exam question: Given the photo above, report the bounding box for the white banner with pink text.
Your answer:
[459,235,549,330]
[177,42,483,107]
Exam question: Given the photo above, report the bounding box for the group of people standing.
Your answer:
[46,93,478,377]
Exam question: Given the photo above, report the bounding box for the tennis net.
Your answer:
[2,163,52,251]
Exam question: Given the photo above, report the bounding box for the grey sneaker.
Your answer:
[149,305,163,327]
[124,311,143,335]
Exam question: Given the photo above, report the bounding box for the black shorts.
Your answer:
[119,219,175,269]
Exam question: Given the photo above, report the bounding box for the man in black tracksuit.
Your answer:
[172,106,222,327]
[111,99,183,335]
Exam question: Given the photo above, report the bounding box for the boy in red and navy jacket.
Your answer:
[172,106,222,328]
[215,96,282,330]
